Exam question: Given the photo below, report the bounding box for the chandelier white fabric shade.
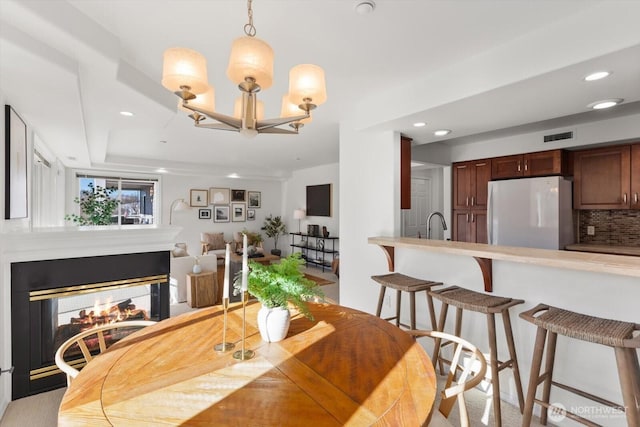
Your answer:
[227,36,274,90]
[178,86,215,113]
[288,64,327,106]
[281,95,312,124]
[162,48,209,94]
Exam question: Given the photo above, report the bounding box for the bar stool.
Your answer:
[520,303,640,427]
[429,285,525,427]
[371,273,442,330]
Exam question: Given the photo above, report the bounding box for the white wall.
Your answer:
[283,163,339,255]
[162,174,284,255]
[339,124,400,314]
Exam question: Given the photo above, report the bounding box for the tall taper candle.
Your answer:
[223,243,230,300]
[242,233,248,291]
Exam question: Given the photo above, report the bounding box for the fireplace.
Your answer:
[11,251,170,399]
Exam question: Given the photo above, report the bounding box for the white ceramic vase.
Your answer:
[257,305,291,342]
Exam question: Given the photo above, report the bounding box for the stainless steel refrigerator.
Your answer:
[487,176,574,249]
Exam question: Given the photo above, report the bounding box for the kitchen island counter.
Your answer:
[368,237,640,292]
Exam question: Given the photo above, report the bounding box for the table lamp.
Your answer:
[293,209,305,234]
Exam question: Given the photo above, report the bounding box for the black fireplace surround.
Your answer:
[11,251,170,399]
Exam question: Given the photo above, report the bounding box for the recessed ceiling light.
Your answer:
[584,71,611,81]
[588,98,623,110]
[227,173,240,179]
[413,122,427,127]
[120,111,134,117]
[434,129,451,136]
[155,168,167,173]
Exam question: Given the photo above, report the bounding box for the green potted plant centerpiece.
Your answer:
[65,182,120,226]
[234,253,324,342]
[261,215,287,256]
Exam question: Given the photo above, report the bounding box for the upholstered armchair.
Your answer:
[200,232,227,257]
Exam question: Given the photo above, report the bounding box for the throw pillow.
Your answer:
[172,247,188,257]
[202,232,225,251]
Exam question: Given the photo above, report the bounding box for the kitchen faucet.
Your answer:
[427,211,447,239]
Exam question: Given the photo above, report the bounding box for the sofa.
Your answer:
[169,244,218,304]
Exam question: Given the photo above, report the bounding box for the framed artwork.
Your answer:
[247,209,256,221]
[209,187,230,205]
[214,205,230,222]
[248,191,261,208]
[198,208,212,219]
[231,203,246,222]
[231,189,246,202]
[190,189,208,207]
[5,105,28,219]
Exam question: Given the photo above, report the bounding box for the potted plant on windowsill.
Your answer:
[261,215,287,256]
[233,253,324,342]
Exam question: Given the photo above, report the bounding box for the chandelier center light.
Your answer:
[161,0,327,137]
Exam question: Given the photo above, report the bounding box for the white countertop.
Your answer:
[368,237,640,279]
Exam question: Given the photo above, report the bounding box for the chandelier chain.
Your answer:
[244,0,257,37]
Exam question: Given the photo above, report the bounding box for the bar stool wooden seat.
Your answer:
[429,285,525,427]
[520,303,640,427]
[371,273,442,330]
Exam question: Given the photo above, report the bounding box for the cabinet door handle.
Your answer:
[466,213,469,223]
[471,213,475,222]
[635,193,639,204]
[466,196,469,207]
[517,161,521,172]
[471,196,475,206]
[623,193,628,204]
[524,160,528,171]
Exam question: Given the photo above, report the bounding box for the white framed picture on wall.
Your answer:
[231,203,246,222]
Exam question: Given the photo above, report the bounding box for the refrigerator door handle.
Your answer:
[487,183,493,244]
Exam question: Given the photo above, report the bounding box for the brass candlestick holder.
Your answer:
[214,297,235,352]
[232,290,254,361]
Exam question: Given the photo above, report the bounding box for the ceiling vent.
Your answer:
[543,131,573,143]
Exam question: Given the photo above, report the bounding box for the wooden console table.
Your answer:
[58,302,436,426]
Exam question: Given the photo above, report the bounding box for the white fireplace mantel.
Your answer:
[1,225,182,263]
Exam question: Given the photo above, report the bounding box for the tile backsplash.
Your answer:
[578,210,640,246]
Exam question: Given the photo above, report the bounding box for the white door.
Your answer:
[403,178,431,238]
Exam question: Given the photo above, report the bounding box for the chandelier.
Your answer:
[161,0,327,138]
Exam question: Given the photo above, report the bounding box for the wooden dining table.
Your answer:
[58,301,437,426]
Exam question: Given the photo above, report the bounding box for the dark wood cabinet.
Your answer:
[452,159,489,243]
[631,144,640,208]
[400,136,412,209]
[452,159,491,210]
[452,210,487,243]
[573,145,631,209]
[491,150,566,180]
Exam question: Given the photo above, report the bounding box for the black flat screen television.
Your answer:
[306,184,331,217]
